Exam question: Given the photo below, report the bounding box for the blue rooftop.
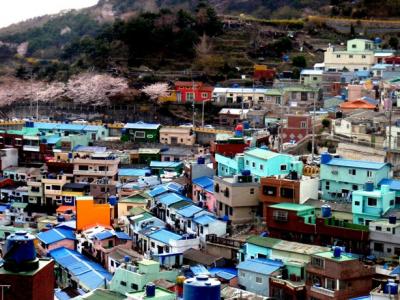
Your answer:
[124,121,160,130]
[150,161,183,168]
[148,186,169,198]
[45,135,61,144]
[148,229,182,244]
[379,179,400,191]
[177,205,203,218]
[192,176,214,190]
[158,192,189,207]
[193,214,218,225]
[115,231,131,240]
[37,228,75,245]
[147,182,184,198]
[190,265,210,276]
[325,158,388,170]
[0,205,8,213]
[94,231,114,241]
[73,146,107,152]
[118,168,150,177]
[237,259,283,276]
[34,122,104,132]
[56,220,76,230]
[50,247,112,290]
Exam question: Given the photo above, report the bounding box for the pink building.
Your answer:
[37,228,76,256]
[192,176,216,213]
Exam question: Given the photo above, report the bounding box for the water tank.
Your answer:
[242,121,250,130]
[235,124,244,132]
[320,153,332,164]
[57,215,66,222]
[364,181,374,192]
[384,282,398,295]
[3,231,39,272]
[124,256,130,263]
[260,231,269,237]
[146,283,156,297]
[183,275,221,300]
[374,37,382,44]
[333,247,341,258]
[197,157,205,165]
[321,204,332,218]
[341,93,346,100]
[121,128,127,135]
[145,171,152,177]
[241,170,251,176]
[108,195,118,206]
[389,215,397,224]
[68,152,73,159]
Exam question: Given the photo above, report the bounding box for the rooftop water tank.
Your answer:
[183,275,221,300]
[57,215,66,222]
[320,153,332,164]
[197,157,205,165]
[145,283,156,297]
[242,121,250,130]
[109,195,118,206]
[384,282,398,295]
[333,247,341,258]
[321,205,332,218]
[374,37,382,44]
[364,181,374,192]
[241,170,251,176]
[3,231,39,272]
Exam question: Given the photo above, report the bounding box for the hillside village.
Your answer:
[1,1,400,300]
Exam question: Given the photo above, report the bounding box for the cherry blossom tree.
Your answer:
[140,82,169,101]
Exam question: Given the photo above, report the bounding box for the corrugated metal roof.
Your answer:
[379,178,400,190]
[177,205,203,218]
[325,158,388,170]
[115,231,131,240]
[245,148,280,160]
[193,214,218,225]
[148,228,182,244]
[149,161,183,168]
[94,231,114,240]
[158,192,188,206]
[118,168,150,177]
[50,247,112,290]
[237,259,282,275]
[37,228,75,245]
[192,176,213,189]
[124,121,160,130]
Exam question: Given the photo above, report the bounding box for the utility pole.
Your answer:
[201,98,205,128]
[192,77,195,127]
[311,92,316,162]
[387,91,394,164]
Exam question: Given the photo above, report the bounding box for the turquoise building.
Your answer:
[352,184,396,225]
[216,148,303,180]
[379,179,400,208]
[320,153,390,201]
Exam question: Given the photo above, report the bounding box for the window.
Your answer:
[78,165,89,171]
[355,201,360,206]
[263,186,277,196]
[273,210,288,222]
[352,185,358,191]
[374,242,384,252]
[246,160,249,165]
[348,169,356,175]
[376,226,382,231]
[387,248,392,253]
[280,165,287,171]
[352,44,356,48]
[186,92,194,101]
[390,200,395,206]
[187,220,192,228]
[260,164,264,170]
[336,54,341,58]
[224,188,230,197]
[300,121,307,128]
[99,166,108,171]
[201,92,208,98]
[229,207,233,216]
[215,184,219,193]
[367,170,373,177]
[311,257,324,268]
[219,202,223,210]
[326,278,336,290]
[291,92,297,98]
[276,97,281,105]
[368,197,377,206]
[281,187,294,199]
[362,55,366,58]
[134,131,145,138]
[240,271,246,277]
[349,55,353,58]
[131,283,138,290]
[252,162,256,168]
[200,226,203,234]
[52,185,61,190]
[151,242,155,248]
[256,277,263,284]
[120,281,127,286]
[250,188,255,195]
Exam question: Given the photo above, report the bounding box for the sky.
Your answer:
[0,0,99,28]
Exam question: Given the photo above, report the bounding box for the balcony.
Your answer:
[73,169,117,177]
[310,285,335,297]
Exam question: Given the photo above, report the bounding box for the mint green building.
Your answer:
[109,260,178,294]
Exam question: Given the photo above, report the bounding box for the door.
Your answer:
[177,92,182,103]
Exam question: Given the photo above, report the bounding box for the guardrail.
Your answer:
[206,234,244,249]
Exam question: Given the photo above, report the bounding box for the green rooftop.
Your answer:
[120,194,148,204]
[6,127,39,136]
[314,251,356,262]
[76,289,125,300]
[246,236,281,248]
[245,148,280,160]
[265,89,283,96]
[283,86,317,92]
[126,287,175,300]
[169,200,191,210]
[270,203,315,212]
[130,212,154,223]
